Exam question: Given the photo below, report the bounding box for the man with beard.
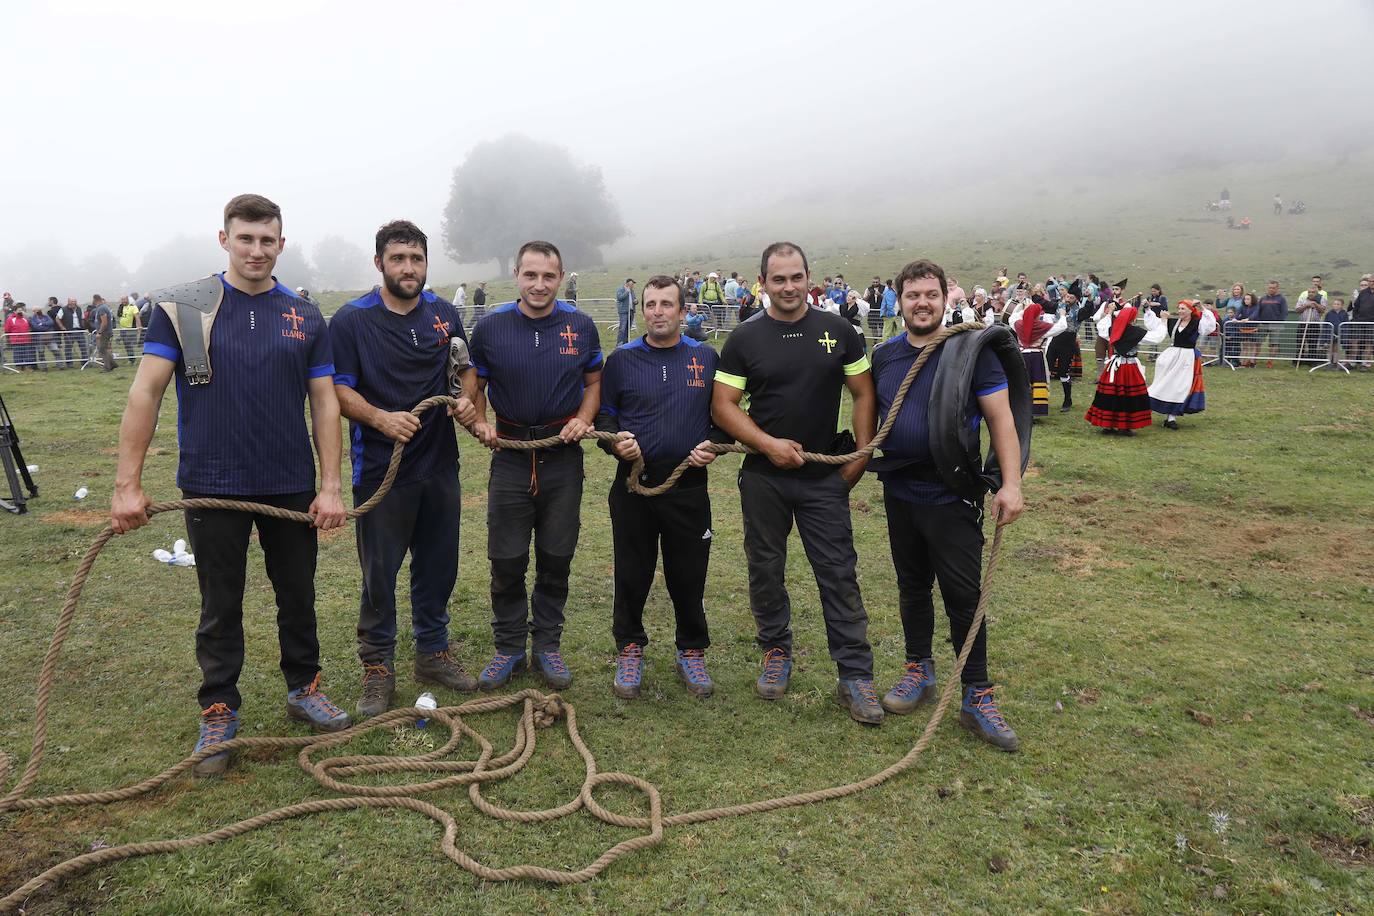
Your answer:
[596,276,721,699]
[112,193,350,778]
[330,220,480,718]
[469,241,603,691]
[867,258,1024,751]
[712,241,883,725]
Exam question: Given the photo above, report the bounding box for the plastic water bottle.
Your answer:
[152,548,173,563]
[170,553,195,567]
[73,487,88,500]
[172,539,188,557]
[414,692,437,728]
[25,464,37,473]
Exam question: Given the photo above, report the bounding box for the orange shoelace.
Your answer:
[293,674,343,717]
[199,703,234,743]
[760,648,789,684]
[969,686,1008,731]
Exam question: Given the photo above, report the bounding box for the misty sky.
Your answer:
[2,0,1371,287]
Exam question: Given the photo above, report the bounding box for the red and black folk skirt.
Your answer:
[1084,356,1152,429]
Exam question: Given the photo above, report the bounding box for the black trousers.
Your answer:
[486,446,583,654]
[738,469,873,679]
[609,466,711,651]
[182,490,320,709]
[353,470,460,665]
[882,490,989,685]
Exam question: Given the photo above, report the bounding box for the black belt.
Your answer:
[866,455,945,482]
[495,415,574,442]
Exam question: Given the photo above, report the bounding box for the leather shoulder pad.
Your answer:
[149,275,223,314]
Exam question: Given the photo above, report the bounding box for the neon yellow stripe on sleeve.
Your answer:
[715,370,747,390]
[842,354,871,376]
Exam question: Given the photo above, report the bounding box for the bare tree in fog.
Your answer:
[442,134,626,276]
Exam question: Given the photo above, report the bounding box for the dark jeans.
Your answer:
[486,447,583,654]
[182,490,321,710]
[353,470,460,665]
[882,490,989,685]
[738,469,873,679]
[609,466,711,651]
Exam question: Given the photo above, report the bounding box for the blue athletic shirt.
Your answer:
[598,336,718,464]
[330,287,465,487]
[468,300,603,426]
[143,274,334,496]
[869,333,1007,505]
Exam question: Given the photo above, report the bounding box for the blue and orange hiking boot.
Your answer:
[285,674,352,733]
[675,649,714,698]
[755,647,792,700]
[882,658,936,715]
[533,650,572,690]
[478,651,527,691]
[835,678,885,725]
[959,684,1019,752]
[192,702,238,779]
[613,643,644,699]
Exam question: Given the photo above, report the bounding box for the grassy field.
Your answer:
[0,321,1371,914]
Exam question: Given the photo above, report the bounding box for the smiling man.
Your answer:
[711,241,883,725]
[330,220,479,718]
[596,275,721,699]
[468,241,602,691]
[868,259,1023,752]
[111,193,350,778]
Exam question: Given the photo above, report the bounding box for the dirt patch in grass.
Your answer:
[462,492,487,509]
[1055,541,1129,580]
[1309,832,1373,867]
[41,509,108,527]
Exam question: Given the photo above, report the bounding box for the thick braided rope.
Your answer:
[0,325,1002,912]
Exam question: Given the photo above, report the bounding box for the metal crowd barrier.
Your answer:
[1215,320,1348,373]
[0,329,144,372]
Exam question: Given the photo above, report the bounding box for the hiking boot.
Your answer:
[613,643,644,699]
[415,646,478,693]
[357,662,396,719]
[882,658,936,715]
[285,674,352,733]
[533,650,572,690]
[478,651,527,690]
[675,648,714,698]
[835,678,884,725]
[192,703,238,779]
[959,684,1019,752]
[755,648,792,700]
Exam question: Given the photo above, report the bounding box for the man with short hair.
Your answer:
[471,281,488,324]
[869,258,1024,751]
[712,241,883,725]
[1349,275,1374,369]
[565,272,578,306]
[111,193,350,778]
[469,241,603,690]
[1256,279,1289,368]
[615,278,636,346]
[56,296,90,364]
[454,282,468,326]
[597,276,720,699]
[91,294,115,371]
[331,220,480,718]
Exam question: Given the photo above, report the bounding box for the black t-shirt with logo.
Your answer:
[716,306,870,478]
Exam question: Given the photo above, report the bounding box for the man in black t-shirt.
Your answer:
[712,241,883,725]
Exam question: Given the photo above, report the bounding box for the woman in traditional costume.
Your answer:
[1146,299,1213,430]
[1084,301,1166,436]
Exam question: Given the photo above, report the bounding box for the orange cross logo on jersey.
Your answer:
[686,356,706,388]
[432,315,450,343]
[281,306,306,341]
[559,324,579,355]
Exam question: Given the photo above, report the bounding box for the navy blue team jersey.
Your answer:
[869,333,1007,505]
[599,336,718,464]
[143,274,334,496]
[468,300,603,425]
[330,287,466,487]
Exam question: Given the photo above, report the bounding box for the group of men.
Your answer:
[109,194,1027,780]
